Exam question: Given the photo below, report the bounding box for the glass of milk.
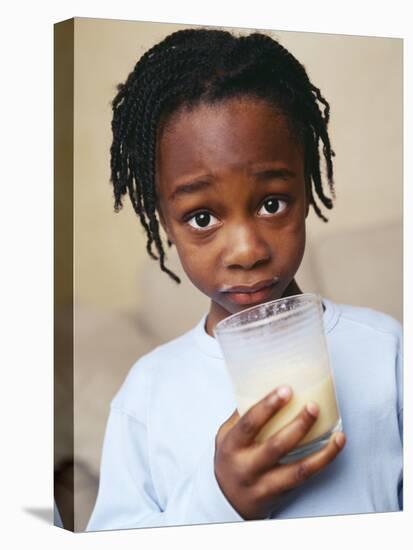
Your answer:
[214,293,342,463]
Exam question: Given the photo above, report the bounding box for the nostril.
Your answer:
[225,252,271,270]
[222,225,272,269]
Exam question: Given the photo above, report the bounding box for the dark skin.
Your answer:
[156,96,346,519]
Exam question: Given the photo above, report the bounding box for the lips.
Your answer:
[221,278,279,294]
[220,277,280,306]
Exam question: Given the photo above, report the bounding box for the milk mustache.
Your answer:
[236,361,339,445]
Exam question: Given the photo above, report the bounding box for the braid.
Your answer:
[110,28,336,282]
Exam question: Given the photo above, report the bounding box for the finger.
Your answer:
[225,410,241,429]
[216,409,240,446]
[228,386,292,449]
[258,431,346,495]
[251,401,320,471]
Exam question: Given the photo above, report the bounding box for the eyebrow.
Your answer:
[169,179,212,201]
[252,168,297,181]
[168,168,297,201]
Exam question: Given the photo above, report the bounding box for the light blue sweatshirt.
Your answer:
[86,298,403,531]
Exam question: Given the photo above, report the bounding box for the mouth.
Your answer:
[220,277,280,306]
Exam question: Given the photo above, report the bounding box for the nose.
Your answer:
[222,222,271,270]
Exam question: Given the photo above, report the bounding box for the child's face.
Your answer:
[156,96,308,331]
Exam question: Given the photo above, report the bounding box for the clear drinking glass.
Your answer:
[214,293,342,463]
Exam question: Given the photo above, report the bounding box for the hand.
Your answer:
[214,386,346,520]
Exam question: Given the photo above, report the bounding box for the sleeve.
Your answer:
[396,325,403,509]
[396,325,403,441]
[86,364,244,531]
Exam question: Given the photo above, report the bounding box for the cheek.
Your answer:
[292,224,306,267]
[276,219,306,267]
[173,238,215,287]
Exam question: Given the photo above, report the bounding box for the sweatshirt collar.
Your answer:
[192,296,340,359]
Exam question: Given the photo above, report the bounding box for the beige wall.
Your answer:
[69,18,402,530]
[73,18,402,318]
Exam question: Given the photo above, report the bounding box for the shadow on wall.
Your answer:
[308,220,402,322]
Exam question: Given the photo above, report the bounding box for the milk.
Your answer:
[236,369,339,445]
[214,294,341,455]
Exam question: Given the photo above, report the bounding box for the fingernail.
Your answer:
[306,401,319,417]
[335,432,346,449]
[267,386,291,405]
[277,385,292,400]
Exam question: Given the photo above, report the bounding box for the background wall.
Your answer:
[63,17,402,530]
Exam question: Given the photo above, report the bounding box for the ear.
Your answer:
[305,198,310,219]
[302,140,311,218]
[304,173,312,218]
[305,185,310,218]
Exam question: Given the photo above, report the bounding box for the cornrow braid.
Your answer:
[110,28,336,282]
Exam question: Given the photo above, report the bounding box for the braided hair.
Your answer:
[111,28,336,283]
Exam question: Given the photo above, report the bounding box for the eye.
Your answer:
[187,211,220,230]
[258,197,287,217]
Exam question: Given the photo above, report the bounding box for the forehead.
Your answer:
[156,97,304,183]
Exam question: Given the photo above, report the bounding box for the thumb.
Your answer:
[216,409,240,446]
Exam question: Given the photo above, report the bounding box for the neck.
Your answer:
[282,278,302,298]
